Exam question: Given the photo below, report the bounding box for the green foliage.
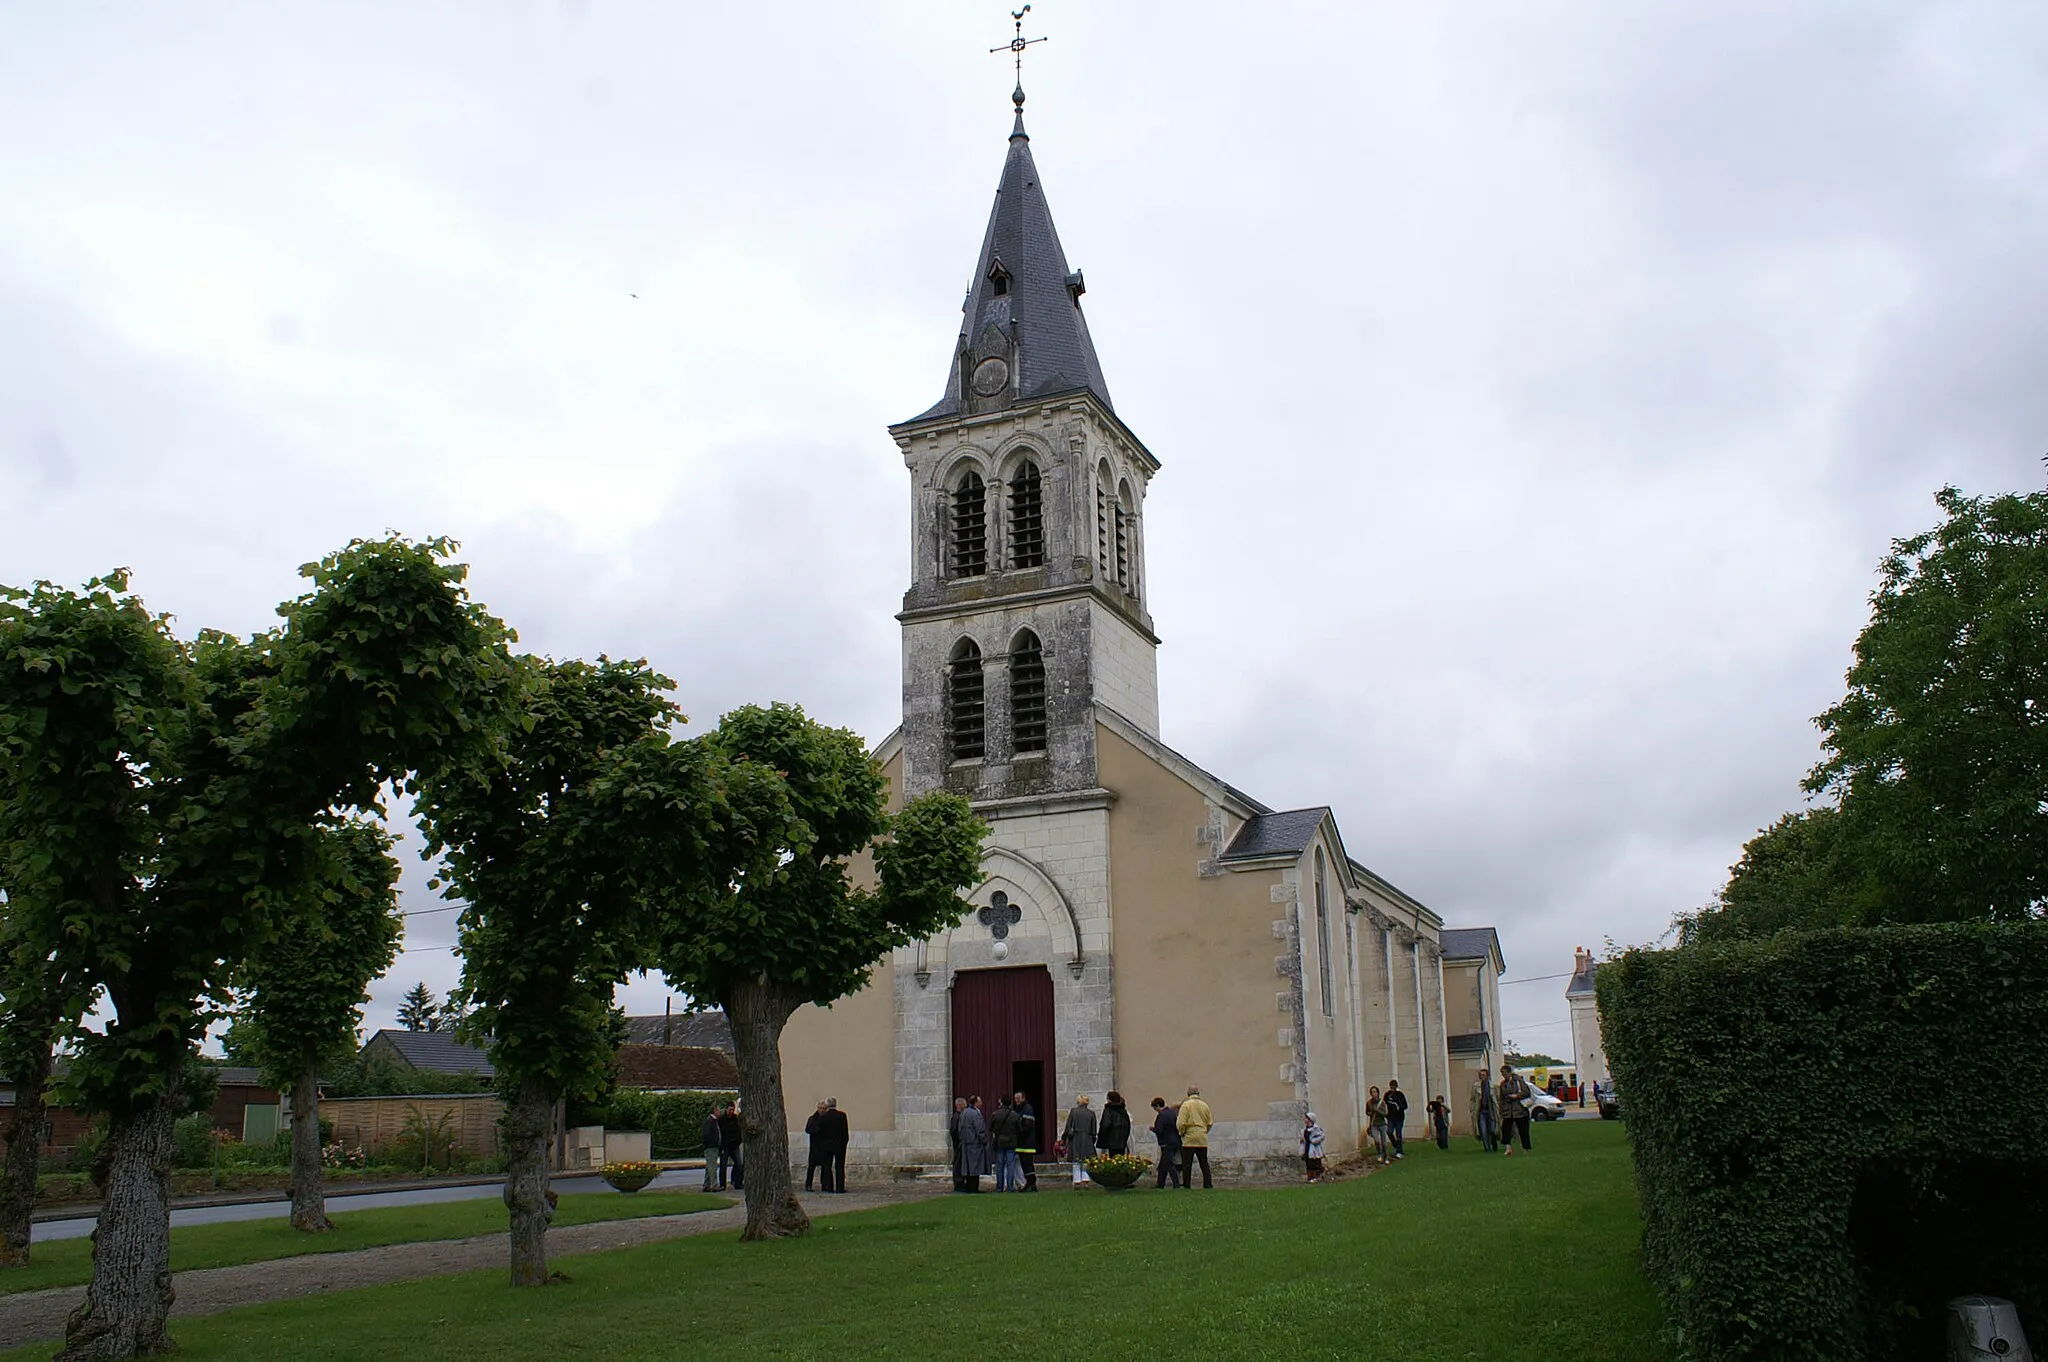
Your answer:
[414,657,693,1108]
[317,1052,494,1099]
[1599,923,2048,1361]
[650,703,989,1013]
[1501,1050,1567,1070]
[0,539,515,1125]
[238,819,403,1092]
[573,1089,736,1158]
[1805,486,2047,923]
[170,1115,216,1172]
[395,982,439,1033]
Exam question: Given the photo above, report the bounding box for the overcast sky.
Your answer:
[4,3,2043,1059]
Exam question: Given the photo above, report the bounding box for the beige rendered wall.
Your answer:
[775,750,901,1136]
[1099,726,1292,1127]
[1296,837,1366,1152]
[1444,960,1483,1036]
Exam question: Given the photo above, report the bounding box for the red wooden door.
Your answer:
[952,967,1057,1132]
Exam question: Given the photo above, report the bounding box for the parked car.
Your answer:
[1525,1085,1567,1121]
[1597,1085,1622,1121]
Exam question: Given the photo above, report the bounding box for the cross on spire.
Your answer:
[990,5,1047,114]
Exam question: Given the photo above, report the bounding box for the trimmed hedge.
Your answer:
[578,1088,736,1158]
[1599,923,2048,1361]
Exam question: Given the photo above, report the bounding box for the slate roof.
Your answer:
[364,1029,495,1077]
[614,1044,739,1092]
[1441,927,1505,970]
[1447,1031,1494,1056]
[1566,956,1599,998]
[1220,807,1331,862]
[906,103,1114,423]
[622,1010,733,1053]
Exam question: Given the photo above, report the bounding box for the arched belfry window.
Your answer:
[948,639,984,761]
[1010,630,1046,754]
[950,471,988,578]
[1115,480,1136,595]
[1008,459,1044,569]
[1315,847,1334,1018]
[1095,461,1114,579]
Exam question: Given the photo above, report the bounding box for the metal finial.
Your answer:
[990,4,1047,110]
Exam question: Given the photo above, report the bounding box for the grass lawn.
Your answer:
[1,1189,729,1297]
[1,1120,1669,1361]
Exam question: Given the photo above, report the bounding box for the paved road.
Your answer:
[35,1168,713,1242]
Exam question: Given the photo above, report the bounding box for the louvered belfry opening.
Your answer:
[1095,470,1111,578]
[1008,460,1044,568]
[1114,487,1132,591]
[948,639,985,761]
[951,472,988,578]
[1010,631,1047,754]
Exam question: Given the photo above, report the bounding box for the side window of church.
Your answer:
[951,471,988,578]
[1315,848,1334,1018]
[1008,459,1044,569]
[1010,631,1046,754]
[948,639,985,761]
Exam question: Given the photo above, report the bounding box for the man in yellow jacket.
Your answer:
[1175,1085,1215,1188]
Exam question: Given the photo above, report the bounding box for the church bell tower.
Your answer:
[890,85,1161,803]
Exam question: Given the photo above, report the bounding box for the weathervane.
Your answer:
[990,5,1047,108]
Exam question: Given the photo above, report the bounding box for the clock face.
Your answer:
[971,356,1010,397]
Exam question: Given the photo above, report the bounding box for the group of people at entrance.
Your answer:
[947,1085,1216,1191]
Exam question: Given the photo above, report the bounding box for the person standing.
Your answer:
[1427,1094,1451,1150]
[1384,1079,1409,1159]
[802,1100,829,1192]
[1176,1085,1214,1188]
[716,1101,745,1191]
[1499,1063,1533,1155]
[1014,1091,1040,1192]
[1062,1094,1098,1186]
[701,1106,724,1192]
[1471,1068,1499,1153]
[1149,1097,1182,1189]
[1097,1091,1132,1157]
[957,1096,991,1192]
[988,1095,1024,1192]
[1365,1085,1389,1164]
[1302,1111,1326,1183]
[820,1097,850,1193]
[948,1097,968,1191]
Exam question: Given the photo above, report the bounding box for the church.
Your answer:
[777,85,1502,1175]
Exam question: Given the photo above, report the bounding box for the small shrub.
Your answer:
[171,1113,216,1170]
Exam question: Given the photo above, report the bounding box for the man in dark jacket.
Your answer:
[701,1107,724,1191]
[716,1102,744,1191]
[1098,1091,1132,1156]
[1013,1092,1040,1192]
[819,1097,850,1192]
[802,1101,829,1192]
[987,1096,1024,1192]
[1385,1079,1410,1159]
[1150,1096,1183,1189]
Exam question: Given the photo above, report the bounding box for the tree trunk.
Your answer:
[0,1043,52,1268]
[725,977,810,1242]
[502,1074,558,1286]
[58,1099,176,1360]
[287,1064,331,1233]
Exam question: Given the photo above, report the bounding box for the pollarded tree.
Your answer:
[644,703,986,1242]
[396,981,439,1032]
[237,818,403,1233]
[0,540,515,1358]
[413,656,710,1287]
[1806,485,2048,923]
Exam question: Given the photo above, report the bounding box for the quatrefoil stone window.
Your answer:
[978,892,1022,941]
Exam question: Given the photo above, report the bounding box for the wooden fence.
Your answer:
[318,1094,503,1161]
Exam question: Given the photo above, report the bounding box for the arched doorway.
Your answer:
[952,966,1057,1143]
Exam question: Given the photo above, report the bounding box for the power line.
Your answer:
[1499,970,1574,985]
[403,905,459,919]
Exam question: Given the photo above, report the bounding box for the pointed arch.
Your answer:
[1315,845,1334,1018]
[1009,629,1046,754]
[1115,478,1136,594]
[948,638,984,760]
[1095,460,1115,579]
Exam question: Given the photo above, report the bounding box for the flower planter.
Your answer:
[601,1161,659,1193]
[1092,1166,1141,1190]
[1081,1154,1151,1190]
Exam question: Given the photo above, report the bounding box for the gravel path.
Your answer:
[1,1183,944,1351]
